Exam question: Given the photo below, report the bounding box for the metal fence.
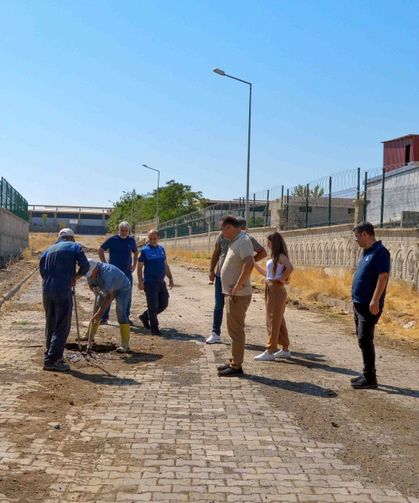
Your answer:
[150,163,419,239]
[0,177,29,221]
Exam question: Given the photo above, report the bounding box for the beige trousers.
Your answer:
[265,282,289,353]
[225,295,252,368]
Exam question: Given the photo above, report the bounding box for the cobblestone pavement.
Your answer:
[0,264,418,503]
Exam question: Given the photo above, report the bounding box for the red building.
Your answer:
[382,134,419,172]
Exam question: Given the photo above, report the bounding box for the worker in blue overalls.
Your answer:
[40,228,89,372]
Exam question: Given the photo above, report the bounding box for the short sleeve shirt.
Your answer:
[216,232,264,276]
[221,232,254,296]
[139,243,166,283]
[90,263,131,294]
[352,241,390,307]
[100,235,137,275]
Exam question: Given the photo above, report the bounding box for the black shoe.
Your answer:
[138,313,150,329]
[218,366,243,377]
[217,363,231,372]
[151,329,162,336]
[43,361,70,372]
[351,375,377,389]
[99,319,108,325]
[350,374,363,383]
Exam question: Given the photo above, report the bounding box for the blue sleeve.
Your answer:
[75,243,90,276]
[39,251,47,279]
[377,249,391,275]
[100,237,112,251]
[132,238,138,253]
[138,248,147,263]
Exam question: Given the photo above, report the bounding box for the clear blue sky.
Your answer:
[1,0,418,206]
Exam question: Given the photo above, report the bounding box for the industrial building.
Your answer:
[29,205,111,235]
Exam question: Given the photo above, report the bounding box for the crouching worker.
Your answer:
[40,228,89,372]
[86,259,132,353]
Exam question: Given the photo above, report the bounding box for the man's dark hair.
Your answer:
[353,222,375,236]
[220,215,240,228]
[236,217,247,228]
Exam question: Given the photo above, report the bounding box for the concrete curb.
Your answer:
[0,266,39,309]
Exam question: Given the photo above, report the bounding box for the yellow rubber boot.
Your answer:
[82,319,99,342]
[117,324,130,353]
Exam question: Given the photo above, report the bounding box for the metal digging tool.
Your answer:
[73,286,82,351]
[86,292,103,351]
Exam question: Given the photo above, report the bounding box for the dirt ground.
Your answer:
[0,260,417,502]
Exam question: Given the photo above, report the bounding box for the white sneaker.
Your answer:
[206,333,222,344]
[274,349,292,360]
[116,346,130,353]
[254,350,276,361]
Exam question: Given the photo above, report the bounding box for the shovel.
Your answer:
[72,286,82,351]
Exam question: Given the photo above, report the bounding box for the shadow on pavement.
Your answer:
[280,356,359,377]
[378,384,419,398]
[244,374,338,398]
[69,369,140,386]
[121,351,162,365]
[159,328,206,343]
[245,346,358,377]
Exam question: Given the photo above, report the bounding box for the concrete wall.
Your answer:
[159,223,419,289]
[0,208,29,266]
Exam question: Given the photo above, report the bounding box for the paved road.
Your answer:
[0,264,417,503]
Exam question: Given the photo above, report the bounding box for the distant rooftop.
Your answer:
[382,134,419,143]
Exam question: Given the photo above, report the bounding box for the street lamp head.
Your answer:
[213,68,225,76]
[142,164,149,168]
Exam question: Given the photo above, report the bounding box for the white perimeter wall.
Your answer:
[159,223,419,289]
[0,208,29,266]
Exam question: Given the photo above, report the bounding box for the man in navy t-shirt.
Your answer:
[98,221,138,324]
[137,229,174,335]
[351,222,390,389]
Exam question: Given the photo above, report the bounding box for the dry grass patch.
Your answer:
[167,249,419,346]
[29,233,108,253]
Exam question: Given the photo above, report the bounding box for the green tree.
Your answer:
[107,181,206,232]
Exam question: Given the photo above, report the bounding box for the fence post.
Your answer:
[363,171,368,221]
[265,190,270,227]
[252,193,256,227]
[380,167,385,228]
[356,167,361,199]
[286,189,289,226]
[328,176,332,226]
[305,183,309,228]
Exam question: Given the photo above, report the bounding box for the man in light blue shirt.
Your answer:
[86,260,132,352]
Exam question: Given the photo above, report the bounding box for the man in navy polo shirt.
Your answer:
[98,221,138,324]
[351,222,390,389]
[137,229,174,335]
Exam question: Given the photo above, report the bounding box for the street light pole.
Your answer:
[142,164,160,228]
[213,67,252,223]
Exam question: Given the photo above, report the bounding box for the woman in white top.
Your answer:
[254,231,294,361]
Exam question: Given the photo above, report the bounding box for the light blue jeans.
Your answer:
[114,286,131,325]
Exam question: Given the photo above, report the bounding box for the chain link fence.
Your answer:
[147,163,419,238]
[0,177,29,221]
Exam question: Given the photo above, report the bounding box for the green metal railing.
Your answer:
[0,177,29,221]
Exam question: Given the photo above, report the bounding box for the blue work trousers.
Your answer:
[212,275,225,336]
[43,291,73,365]
[102,271,133,322]
[141,281,169,330]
